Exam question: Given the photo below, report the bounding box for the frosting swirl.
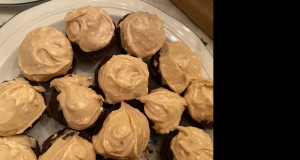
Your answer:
[64,5,115,52]
[118,11,165,58]
[38,129,96,160]
[158,41,202,93]
[50,74,104,130]
[0,135,37,160]
[0,78,46,136]
[171,126,213,160]
[92,102,150,159]
[184,77,213,122]
[98,54,149,104]
[18,26,73,82]
[139,88,186,134]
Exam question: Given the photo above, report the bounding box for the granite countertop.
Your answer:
[0,0,213,56]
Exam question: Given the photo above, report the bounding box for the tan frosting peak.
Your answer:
[171,126,213,160]
[184,77,213,122]
[0,135,37,160]
[139,88,186,134]
[50,74,104,130]
[64,5,115,52]
[118,11,166,58]
[18,26,73,82]
[92,102,150,159]
[0,78,46,136]
[38,129,96,160]
[158,41,202,93]
[98,54,149,104]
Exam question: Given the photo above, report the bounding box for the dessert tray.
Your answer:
[0,0,213,159]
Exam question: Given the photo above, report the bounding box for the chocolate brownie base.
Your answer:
[29,135,42,158]
[183,110,213,129]
[160,130,179,160]
[66,23,117,61]
[47,86,102,131]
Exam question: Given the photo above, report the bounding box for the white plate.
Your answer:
[0,0,45,5]
[0,0,213,159]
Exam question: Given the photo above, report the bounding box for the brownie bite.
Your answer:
[48,74,104,131]
[94,54,149,105]
[116,11,166,58]
[160,126,213,160]
[0,78,46,136]
[183,77,214,129]
[39,128,100,160]
[64,5,116,61]
[0,135,41,159]
[149,41,203,94]
[18,26,74,82]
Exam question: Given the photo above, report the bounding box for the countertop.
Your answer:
[0,0,213,56]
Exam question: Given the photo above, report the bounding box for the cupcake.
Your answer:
[64,5,116,61]
[95,54,149,104]
[160,126,213,160]
[149,41,202,94]
[39,128,96,160]
[0,78,46,136]
[18,26,74,82]
[0,135,41,159]
[92,102,150,159]
[116,11,166,58]
[48,74,104,130]
[183,77,214,129]
[139,88,187,134]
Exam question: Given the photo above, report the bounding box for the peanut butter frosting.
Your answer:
[0,78,46,136]
[118,11,166,58]
[64,5,115,52]
[38,129,96,160]
[92,102,150,159]
[0,135,37,160]
[158,41,202,93]
[184,77,213,122]
[139,88,186,134]
[18,26,73,82]
[170,126,213,160]
[98,54,149,104]
[50,74,104,130]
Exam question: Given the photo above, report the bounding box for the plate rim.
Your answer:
[0,0,47,6]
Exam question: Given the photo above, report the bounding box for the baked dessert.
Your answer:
[183,77,213,129]
[18,26,74,82]
[0,78,46,136]
[39,128,96,160]
[48,74,104,130]
[0,135,41,159]
[92,102,150,159]
[64,5,116,61]
[149,41,202,94]
[116,11,166,58]
[139,87,187,134]
[95,54,149,104]
[160,126,213,160]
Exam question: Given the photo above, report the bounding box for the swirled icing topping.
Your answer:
[158,41,202,93]
[64,5,115,52]
[118,11,165,58]
[139,88,186,134]
[50,74,104,130]
[0,78,46,136]
[0,135,37,160]
[171,126,213,160]
[92,102,150,159]
[184,77,213,122]
[18,26,73,82]
[98,54,149,104]
[38,129,96,160]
